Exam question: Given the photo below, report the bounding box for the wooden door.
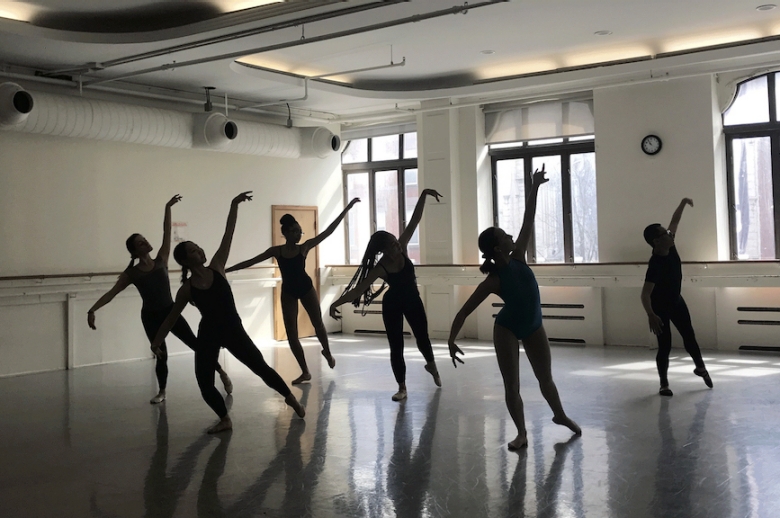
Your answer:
[271,205,319,341]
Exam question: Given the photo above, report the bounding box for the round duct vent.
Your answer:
[0,83,34,126]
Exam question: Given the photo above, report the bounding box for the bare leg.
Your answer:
[522,326,581,436]
[300,288,335,369]
[281,292,311,384]
[493,324,528,449]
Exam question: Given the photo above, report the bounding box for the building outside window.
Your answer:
[342,133,419,264]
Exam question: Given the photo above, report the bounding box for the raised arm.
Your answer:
[226,246,279,273]
[301,197,361,253]
[513,166,548,259]
[150,283,191,356]
[667,198,693,236]
[87,273,132,329]
[156,194,182,264]
[447,276,500,366]
[328,265,385,320]
[210,191,253,272]
[399,189,442,250]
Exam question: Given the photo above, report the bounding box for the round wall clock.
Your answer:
[641,134,662,155]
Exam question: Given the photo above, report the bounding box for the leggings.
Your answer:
[196,319,291,418]
[652,296,706,386]
[381,288,435,384]
[141,306,222,391]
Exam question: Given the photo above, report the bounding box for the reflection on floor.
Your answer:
[2,335,779,517]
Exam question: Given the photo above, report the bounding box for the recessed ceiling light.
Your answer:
[756,4,777,10]
[480,50,495,55]
[594,30,613,36]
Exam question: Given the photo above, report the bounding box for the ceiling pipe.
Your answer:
[81,1,505,87]
[238,57,406,111]
[42,1,407,76]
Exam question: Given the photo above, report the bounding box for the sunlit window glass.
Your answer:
[731,137,775,259]
[371,135,399,161]
[495,159,525,247]
[570,153,599,263]
[403,169,420,263]
[347,173,371,264]
[375,170,400,236]
[532,156,564,263]
[342,138,368,164]
[724,76,769,126]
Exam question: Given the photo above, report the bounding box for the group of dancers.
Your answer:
[86,166,711,448]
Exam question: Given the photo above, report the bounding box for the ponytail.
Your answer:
[125,233,141,271]
[478,227,501,275]
[172,241,191,284]
[180,265,190,284]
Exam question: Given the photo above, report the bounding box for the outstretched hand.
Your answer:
[531,164,549,187]
[87,312,96,330]
[232,191,253,205]
[682,198,694,207]
[648,313,664,335]
[347,197,361,209]
[166,194,182,207]
[448,340,465,368]
[329,305,341,321]
[422,188,444,202]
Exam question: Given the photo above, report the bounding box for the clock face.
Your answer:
[642,135,662,155]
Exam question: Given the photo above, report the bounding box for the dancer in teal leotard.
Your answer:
[447,165,580,450]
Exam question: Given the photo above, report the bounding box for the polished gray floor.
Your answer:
[2,335,780,517]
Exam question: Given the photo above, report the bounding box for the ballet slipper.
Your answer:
[207,417,232,434]
[291,373,312,385]
[552,415,582,436]
[321,350,336,369]
[149,392,166,404]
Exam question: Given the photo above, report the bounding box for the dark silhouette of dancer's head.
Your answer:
[643,223,674,250]
[173,241,207,283]
[125,233,153,268]
[478,226,516,274]
[280,214,303,244]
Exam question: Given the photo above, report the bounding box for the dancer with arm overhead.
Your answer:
[87,195,232,404]
[329,189,443,402]
[447,166,580,450]
[151,192,304,434]
[641,198,712,397]
[227,197,361,384]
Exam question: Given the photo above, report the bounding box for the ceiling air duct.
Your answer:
[0,82,34,127]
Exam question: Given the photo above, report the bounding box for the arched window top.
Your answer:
[724,74,773,127]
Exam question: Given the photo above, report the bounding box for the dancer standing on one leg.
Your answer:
[329,189,443,402]
[227,197,361,384]
[447,166,580,450]
[87,194,232,404]
[641,198,713,397]
[151,192,304,434]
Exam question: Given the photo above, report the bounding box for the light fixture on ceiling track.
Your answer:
[756,4,777,10]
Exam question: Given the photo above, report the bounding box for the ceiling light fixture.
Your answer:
[757,4,777,10]
[480,50,495,55]
[594,30,613,36]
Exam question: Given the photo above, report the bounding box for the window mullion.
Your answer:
[724,136,739,260]
[370,169,377,235]
[770,74,777,124]
[771,133,780,258]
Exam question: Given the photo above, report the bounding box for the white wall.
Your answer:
[594,75,724,262]
[0,130,345,376]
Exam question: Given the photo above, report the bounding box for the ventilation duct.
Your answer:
[193,112,238,149]
[0,82,34,127]
[0,84,339,159]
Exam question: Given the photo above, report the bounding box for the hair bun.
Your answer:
[280,214,297,227]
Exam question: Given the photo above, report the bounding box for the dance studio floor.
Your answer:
[2,335,780,518]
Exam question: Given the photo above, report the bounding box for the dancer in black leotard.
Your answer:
[150,192,304,434]
[87,194,232,404]
[227,197,361,384]
[447,166,580,450]
[329,189,442,402]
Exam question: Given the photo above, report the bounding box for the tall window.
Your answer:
[724,73,780,260]
[491,137,598,263]
[342,133,419,264]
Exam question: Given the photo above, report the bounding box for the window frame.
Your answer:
[490,138,596,263]
[342,134,418,263]
[724,72,780,260]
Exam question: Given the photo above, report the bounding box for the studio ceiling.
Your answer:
[2,0,780,122]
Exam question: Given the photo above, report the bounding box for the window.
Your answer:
[724,73,780,260]
[342,134,419,264]
[491,137,598,263]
